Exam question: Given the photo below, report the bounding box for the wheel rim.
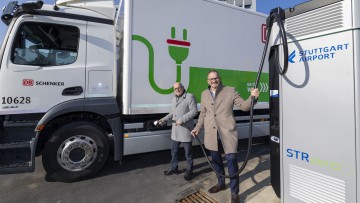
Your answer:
[57,135,98,172]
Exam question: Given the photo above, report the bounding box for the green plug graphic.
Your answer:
[167,27,191,65]
[166,27,191,86]
[132,27,191,95]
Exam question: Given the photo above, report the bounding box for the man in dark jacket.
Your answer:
[159,82,198,181]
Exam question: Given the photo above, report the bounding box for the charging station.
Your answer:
[269,0,360,202]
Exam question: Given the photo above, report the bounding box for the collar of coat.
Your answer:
[176,91,187,105]
[208,82,223,100]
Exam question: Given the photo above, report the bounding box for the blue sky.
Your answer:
[0,0,308,47]
[257,0,308,14]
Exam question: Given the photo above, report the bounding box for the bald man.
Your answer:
[159,82,198,181]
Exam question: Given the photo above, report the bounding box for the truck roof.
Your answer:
[56,0,115,20]
[43,4,113,20]
[1,1,114,26]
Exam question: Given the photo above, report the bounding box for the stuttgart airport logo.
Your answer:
[288,50,296,63]
[288,43,350,63]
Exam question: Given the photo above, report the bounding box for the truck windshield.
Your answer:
[11,22,79,67]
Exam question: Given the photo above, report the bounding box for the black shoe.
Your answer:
[163,168,178,176]
[208,184,226,193]
[231,193,240,203]
[184,171,193,181]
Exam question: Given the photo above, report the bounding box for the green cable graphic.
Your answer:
[132,27,190,95]
[132,35,176,94]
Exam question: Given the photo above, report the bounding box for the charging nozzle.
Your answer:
[266,7,285,29]
[265,6,288,76]
[270,7,285,19]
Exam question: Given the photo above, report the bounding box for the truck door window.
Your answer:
[11,22,79,67]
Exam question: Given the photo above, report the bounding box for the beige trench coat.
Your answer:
[193,84,253,154]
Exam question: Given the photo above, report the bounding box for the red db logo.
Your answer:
[261,24,267,43]
[23,79,34,86]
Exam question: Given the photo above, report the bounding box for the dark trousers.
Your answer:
[209,141,239,194]
[170,140,193,172]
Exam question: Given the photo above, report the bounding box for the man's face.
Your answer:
[173,83,184,96]
[207,72,221,89]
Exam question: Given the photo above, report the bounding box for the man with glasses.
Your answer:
[191,70,259,203]
[159,82,198,181]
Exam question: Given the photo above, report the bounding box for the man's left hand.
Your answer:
[176,120,183,126]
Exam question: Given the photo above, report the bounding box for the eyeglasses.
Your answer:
[207,77,220,81]
[174,87,183,91]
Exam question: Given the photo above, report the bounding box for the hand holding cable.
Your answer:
[250,88,260,98]
[190,129,199,137]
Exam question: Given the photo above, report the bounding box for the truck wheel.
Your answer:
[42,121,109,182]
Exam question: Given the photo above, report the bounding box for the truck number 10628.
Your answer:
[2,97,31,104]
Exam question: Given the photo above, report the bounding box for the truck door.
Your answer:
[0,15,86,115]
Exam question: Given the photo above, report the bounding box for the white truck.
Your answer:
[0,0,269,182]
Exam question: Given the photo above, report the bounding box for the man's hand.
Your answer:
[191,129,199,137]
[158,120,165,126]
[175,120,183,126]
[250,88,260,98]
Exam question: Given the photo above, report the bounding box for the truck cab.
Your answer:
[0,0,122,182]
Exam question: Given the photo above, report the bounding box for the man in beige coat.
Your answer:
[191,70,259,203]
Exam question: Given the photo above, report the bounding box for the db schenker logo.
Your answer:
[23,79,34,86]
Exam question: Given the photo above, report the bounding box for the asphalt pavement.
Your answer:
[0,141,279,203]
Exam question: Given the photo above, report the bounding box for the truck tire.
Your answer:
[42,121,109,182]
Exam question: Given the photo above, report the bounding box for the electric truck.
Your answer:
[0,0,269,182]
